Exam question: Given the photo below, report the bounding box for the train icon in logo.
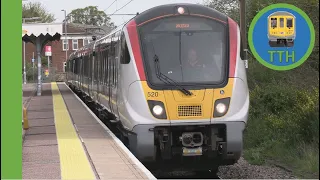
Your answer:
[267,11,296,47]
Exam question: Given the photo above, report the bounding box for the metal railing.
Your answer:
[22,66,58,83]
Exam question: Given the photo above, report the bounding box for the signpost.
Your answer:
[23,29,28,84]
[45,46,52,77]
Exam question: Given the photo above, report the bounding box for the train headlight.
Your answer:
[177,7,185,14]
[213,98,230,118]
[216,103,227,114]
[147,100,167,119]
[153,105,163,115]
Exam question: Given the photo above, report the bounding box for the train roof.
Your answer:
[268,11,295,18]
[68,3,231,61]
[133,3,228,25]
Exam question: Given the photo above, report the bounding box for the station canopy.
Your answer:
[22,23,63,43]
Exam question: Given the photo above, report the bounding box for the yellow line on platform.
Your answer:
[51,82,96,180]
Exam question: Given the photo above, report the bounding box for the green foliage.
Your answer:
[245,58,319,178]
[244,79,319,178]
[247,83,319,143]
[68,6,114,27]
[25,62,36,82]
[22,2,55,23]
[203,0,240,22]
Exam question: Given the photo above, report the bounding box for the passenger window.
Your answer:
[104,50,108,85]
[287,18,293,28]
[280,18,284,28]
[120,33,131,64]
[271,18,277,28]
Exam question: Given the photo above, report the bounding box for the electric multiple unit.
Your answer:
[268,11,296,47]
[66,3,249,172]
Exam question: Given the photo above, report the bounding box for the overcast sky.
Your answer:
[25,0,204,26]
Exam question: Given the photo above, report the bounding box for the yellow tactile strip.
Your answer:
[51,82,96,180]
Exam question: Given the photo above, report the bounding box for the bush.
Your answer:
[244,59,319,178]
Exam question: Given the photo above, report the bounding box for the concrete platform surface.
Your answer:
[22,82,155,180]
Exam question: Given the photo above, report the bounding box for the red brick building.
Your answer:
[22,23,112,72]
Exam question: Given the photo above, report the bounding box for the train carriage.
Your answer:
[66,3,249,172]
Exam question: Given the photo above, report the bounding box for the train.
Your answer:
[268,11,296,47]
[66,3,249,172]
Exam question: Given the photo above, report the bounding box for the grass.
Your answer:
[243,57,319,179]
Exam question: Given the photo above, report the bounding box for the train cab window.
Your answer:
[280,18,284,27]
[120,33,130,64]
[271,18,277,28]
[139,16,227,86]
[287,18,293,28]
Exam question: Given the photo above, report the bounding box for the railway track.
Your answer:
[152,169,221,179]
[69,85,221,179]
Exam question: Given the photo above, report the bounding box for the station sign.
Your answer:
[45,46,52,56]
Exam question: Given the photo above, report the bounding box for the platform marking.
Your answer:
[64,82,157,180]
[51,82,96,180]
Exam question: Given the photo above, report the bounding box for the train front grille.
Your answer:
[177,105,202,117]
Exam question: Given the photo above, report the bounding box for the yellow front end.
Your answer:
[269,15,295,38]
[141,78,234,120]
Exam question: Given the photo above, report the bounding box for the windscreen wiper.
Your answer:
[154,54,192,96]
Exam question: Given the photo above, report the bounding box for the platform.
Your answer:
[22,82,155,179]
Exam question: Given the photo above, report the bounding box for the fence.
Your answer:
[22,66,61,83]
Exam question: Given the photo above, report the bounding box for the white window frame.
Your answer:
[83,39,90,46]
[62,39,69,51]
[72,39,78,50]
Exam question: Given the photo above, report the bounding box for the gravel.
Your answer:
[217,157,297,179]
[152,157,297,179]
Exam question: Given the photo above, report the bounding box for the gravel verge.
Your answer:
[217,157,297,179]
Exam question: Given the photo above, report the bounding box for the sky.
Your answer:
[24,0,204,26]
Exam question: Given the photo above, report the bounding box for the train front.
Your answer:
[123,4,249,170]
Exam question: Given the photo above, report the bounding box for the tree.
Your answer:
[68,6,115,27]
[22,2,55,23]
[203,0,240,22]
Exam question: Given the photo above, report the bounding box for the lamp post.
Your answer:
[239,0,248,69]
[61,10,68,72]
[22,17,41,84]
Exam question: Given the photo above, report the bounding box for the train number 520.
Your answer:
[147,92,159,97]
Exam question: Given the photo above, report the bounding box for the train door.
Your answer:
[99,46,110,111]
[278,16,285,36]
[76,58,80,87]
[96,46,101,104]
[79,57,83,91]
[89,53,94,98]
[117,31,131,126]
[93,47,99,102]
[112,33,120,119]
[83,54,89,95]
[72,59,76,86]
[104,46,112,112]
[108,36,115,114]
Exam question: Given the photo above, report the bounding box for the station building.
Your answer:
[22,23,112,72]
